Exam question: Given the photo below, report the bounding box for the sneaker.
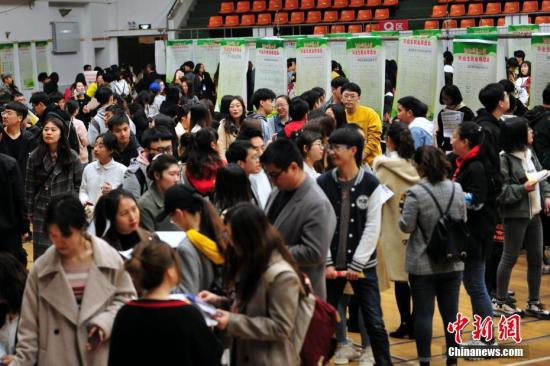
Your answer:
[389,322,414,339]
[334,343,360,365]
[492,299,524,317]
[542,264,550,275]
[358,348,375,366]
[525,302,550,319]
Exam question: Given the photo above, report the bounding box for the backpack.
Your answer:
[418,183,469,263]
[265,262,338,366]
[135,167,149,196]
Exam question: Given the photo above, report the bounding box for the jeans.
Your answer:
[497,215,543,302]
[409,271,463,364]
[463,259,493,322]
[336,294,370,348]
[327,267,392,365]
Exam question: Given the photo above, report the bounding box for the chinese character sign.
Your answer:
[255,38,287,96]
[447,313,522,344]
[165,39,194,83]
[195,40,220,78]
[218,39,249,107]
[295,37,331,95]
[530,34,550,107]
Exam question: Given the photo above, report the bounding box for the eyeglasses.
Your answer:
[341,94,359,101]
[1,110,16,116]
[327,144,350,152]
[150,146,173,154]
[266,168,285,180]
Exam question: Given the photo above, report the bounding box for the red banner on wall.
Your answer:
[377,19,409,32]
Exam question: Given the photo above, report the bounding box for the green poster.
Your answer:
[453,39,498,112]
[530,34,550,107]
[346,37,385,118]
[218,39,249,107]
[466,26,498,35]
[195,40,220,75]
[295,37,331,95]
[18,42,34,89]
[413,29,442,37]
[165,39,194,83]
[255,38,286,96]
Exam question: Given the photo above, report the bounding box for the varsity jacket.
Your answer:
[317,167,383,272]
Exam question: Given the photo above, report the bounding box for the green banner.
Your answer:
[412,29,442,37]
[508,25,539,33]
[466,26,498,35]
[255,38,286,96]
[296,38,331,94]
[371,31,400,37]
[530,34,550,107]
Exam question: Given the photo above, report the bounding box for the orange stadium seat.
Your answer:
[522,1,539,13]
[460,18,476,28]
[479,18,495,27]
[306,10,322,22]
[349,0,364,7]
[274,12,289,23]
[467,3,484,16]
[313,25,328,34]
[543,1,550,11]
[442,19,457,29]
[535,16,550,24]
[497,17,506,26]
[301,0,315,10]
[424,20,439,29]
[235,1,251,13]
[450,4,465,17]
[383,0,399,7]
[366,0,382,7]
[257,13,272,24]
[357,9,372,20]
[252,0,267,12]
[485,3,501,15]
[432,5,447,17]
[285,0,299,10]
[268,0,283,11]
[334,0,349,8]
[220,2,235,14]
[438,0,452,3]
[340,10,356,21]
[331,24,346,32]
[290,11,305,23]
[241,14,256,25]
[225,15,240,26]
[323,10,339,22]
[209,16,224,27]
[374,8,389,20]
[348,24,363,33]
[503,2,520,14]
[317,0,332,9]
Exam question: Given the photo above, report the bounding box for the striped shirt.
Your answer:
[63,263,91,307]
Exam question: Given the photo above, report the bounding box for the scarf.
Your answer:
[186,229,224,265]
[452,145,481,181]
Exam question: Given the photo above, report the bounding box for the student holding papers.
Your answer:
[436,85,475,151]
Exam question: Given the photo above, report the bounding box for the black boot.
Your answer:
[389,322,414,339]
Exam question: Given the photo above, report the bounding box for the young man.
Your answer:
[262,139,336,299]
[475,82,510,154]
[300,89,322,111]
[1,73,19,95]
[226,140,263,205]
[88,86,115,144]
[123,126,174,199]
[514,50,525,67]
[397,96,433,149]
[278,97,309,139]
[341,82,382,166]
[0,101,35,180]
[249,88,277,142]
[322,76,349,111]
[317,126,392,366]
[108,112,140,167]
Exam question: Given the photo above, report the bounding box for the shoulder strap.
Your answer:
[444,184,456,215]
[418,183,444,216]
[34,165,56,200]
[135,168,147,195]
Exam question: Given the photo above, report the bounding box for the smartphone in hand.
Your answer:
[87,326,101,351]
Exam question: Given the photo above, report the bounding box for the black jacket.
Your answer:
[114,133,140,167]
[475,108,503,156]
[526,105,550,169]
[0,153,29,235]
[0,128,36,182]
[436,106,476,151]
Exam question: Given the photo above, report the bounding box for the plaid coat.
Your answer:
[25,148,82,259]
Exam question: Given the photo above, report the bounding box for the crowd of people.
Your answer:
[0,49,548,366]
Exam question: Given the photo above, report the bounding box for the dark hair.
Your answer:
[165,84,182,105]
[48,92,64,104]
[305,115,336,141]
[260,138,303,170]
[181,78,195,98]
[326,103,347,129]
[479,83,506,112]
[251,88,276,110]
[544,83,550,105]
[222,96,246,136]
[65,99,79,116]
[499,79,516,94]
[226,140,253,164]
[189,103,211,130]
[31,116,74,172]
[312,87,325,99]
[514,50,526,60]
[413,146,450,184]
[439,84,464,106]
[141,126,173,149]
[38,72,48,82]
[107,112,130,130]
[287,58,296,68]
[340,82,361,96]
[223,203,301,303]
[94,188,139,248]
[96,131,118,153]
[29,92,49,106]
[49,72,59,83]
[300,90,321,110]
[519,60,531,77]
[193,62,205,74]
[176,105,190,124]
[386,122,415,160]
[214,164,254,212]
[237,119,264,141]
[501,117,529,153]
[331,76,349,89]
[125,240,180,294]
[219,95,234,116]
[296,130,322,159]
[398,96,428,118]
[0,252,27,315]
[4,101,28,119]
[147,154,179,181]
[135,90,153,108]
[44,194,88,236]
[186,128,223,179]
[289,97,309,121]
[95,86,113,106]
[329,126,364,167]
[443,50,454,65]
[182,60,195,70]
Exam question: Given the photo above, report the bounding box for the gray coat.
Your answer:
[137,184,178,231]
[175,236,217,295]
[265,176,336,299]
[399,178,466,276]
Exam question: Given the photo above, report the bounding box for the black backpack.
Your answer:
[419,183,469,263]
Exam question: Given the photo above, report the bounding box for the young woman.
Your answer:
[272,95,291,134]
[193,63,216,103]
[213,163,256,214]
[183,128,225,197]
[175,105,191,138]
[436,84,475,151]
[79,132,126,207]
[199,203,304,366]
[6,194,135,366]
[295,130,324,179]
[400,146,466,366]
[158,184,226,295]
[71,81,91,127]
[188,103,212,133]
[181,78,199,106]
[495,118,550,319]
[450,121,501,341]
[108,240,222,366]
[94,188,154,251]
[138,154,180,231]
[515,60,531,107]
[0,253,27,363]
[25,116,83,259]
[373,122,419,340]
[66,99,90,164]
[326,103,347,129]
[217,96,246,158]
[159,84,181,118]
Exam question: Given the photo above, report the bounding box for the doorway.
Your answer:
[118,36,156,74]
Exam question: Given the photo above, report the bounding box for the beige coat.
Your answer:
[10,236,136,366]
[226,252,301,366]
[373,154,420,282]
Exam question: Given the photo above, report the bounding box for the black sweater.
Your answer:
[108,299,222,366]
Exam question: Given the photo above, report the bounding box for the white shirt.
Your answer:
[79,159,127,205]
[249,170,272,209]
[304,163,320,179]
